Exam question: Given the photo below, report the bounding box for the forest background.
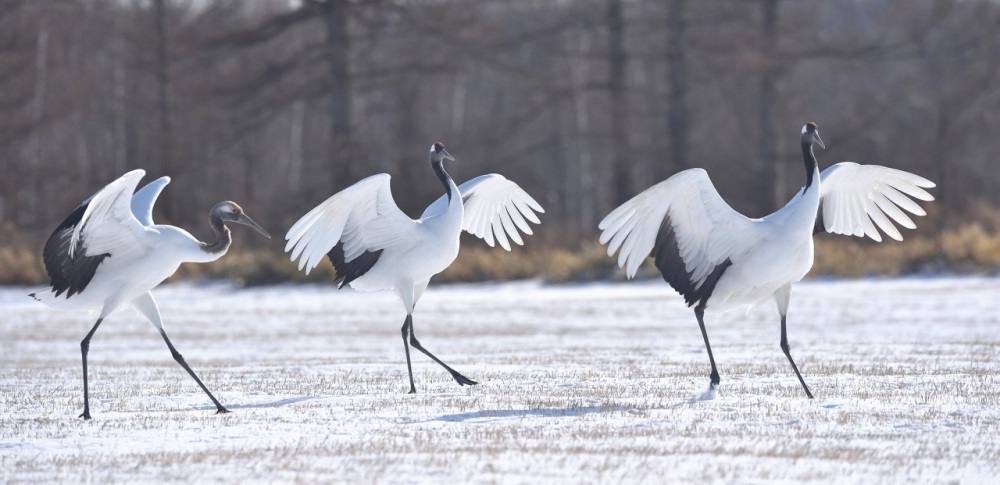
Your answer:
[2,0,999,286]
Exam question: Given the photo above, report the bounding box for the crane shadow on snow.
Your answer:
[414,405,640,424]
[194,395,319,411]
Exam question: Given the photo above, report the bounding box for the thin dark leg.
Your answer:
[694,305,721,389]
[79,317,105,420]
[408,315,477,387]
[158,329,228,414]
[401,315,417,394]
[780,314,814,399]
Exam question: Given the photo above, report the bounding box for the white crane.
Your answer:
[30,169,271,419]
[285,143,543,393]
[599,122,935,399]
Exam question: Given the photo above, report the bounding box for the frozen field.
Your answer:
[1,276,998,483]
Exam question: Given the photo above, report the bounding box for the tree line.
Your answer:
[2,0,999,265]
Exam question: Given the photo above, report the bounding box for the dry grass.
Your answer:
[5,220,1000,286]
[439,240,617,283]
[811,223,1000,277]
[0,245,44,284]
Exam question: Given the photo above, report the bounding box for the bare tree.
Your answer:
[666,0,688,173]
[607,0,631,206]
[3,0,1000,283]
[757,0,780,213]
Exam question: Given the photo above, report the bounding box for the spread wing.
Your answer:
[420,174,544,251]
[284,174,417,275]
[599,169,761,304]
[43,169,152,297]
[130,176,170,226]
[818,162,935,242]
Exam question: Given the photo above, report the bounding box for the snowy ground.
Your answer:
[1,276,998,483]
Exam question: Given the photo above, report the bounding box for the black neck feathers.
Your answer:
[801,141,818,189]
[431,159,454,202]
[201,214,232,255]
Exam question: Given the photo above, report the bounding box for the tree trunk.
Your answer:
[321,0,352,182]
[928,0,950,227]
[287,99,306,191]
[154,0,173,218]
[666,0,688,176]
[569,30,595,228]
[759,0,779,214]
[25,20,48,226]
[112,5,128,177]
[608,0,632,206]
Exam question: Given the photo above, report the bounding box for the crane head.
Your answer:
[801,122,825,149]
[429,142,455,163]
[213,201,271,238]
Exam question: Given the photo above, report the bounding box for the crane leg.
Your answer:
[402,314,477,392]
[158,329,229,414]
[694,305,721,389]
[79,317,105,420]
[780,314,814,399]
[401,315,418,394]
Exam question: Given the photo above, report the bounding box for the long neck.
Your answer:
[200,215,232,257]
[801,142,818,189]
[431,159,458,202]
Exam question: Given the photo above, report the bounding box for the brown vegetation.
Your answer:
[2,0,999,286]
[4,221,1000,287]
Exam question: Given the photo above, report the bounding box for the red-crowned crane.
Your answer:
[599,123,935,399]
[30,169,271,419]
[285,143,543,393]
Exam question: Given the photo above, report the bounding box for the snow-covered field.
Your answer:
[1,277,998,483]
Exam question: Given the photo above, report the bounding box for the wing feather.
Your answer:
[74,170,152,262]
[284,174,416,275]
[885,173,935,200]
[877,185,925,218]
[607,215,639,257]
[864,196,897,241]
[492,211,512,251]
[856,198,880,240]
[44,170,153,297]
[468,190,492,240]
[420,174,543,251]
[511,196,542,225]
[619,216,647,269]
[498,208,523,247]
[506,204,533,235]
[130,176,170,227]
[599,169,759,286]
[819,162,934,241]
[849,197,867,237]
[599,207,634,245]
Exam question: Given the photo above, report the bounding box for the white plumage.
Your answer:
[599,123,934,398]
[32,169,271,419]
[285,143,543,393]
[420,174,543,250]
[816,162,933,241]
[601,168,758,287]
